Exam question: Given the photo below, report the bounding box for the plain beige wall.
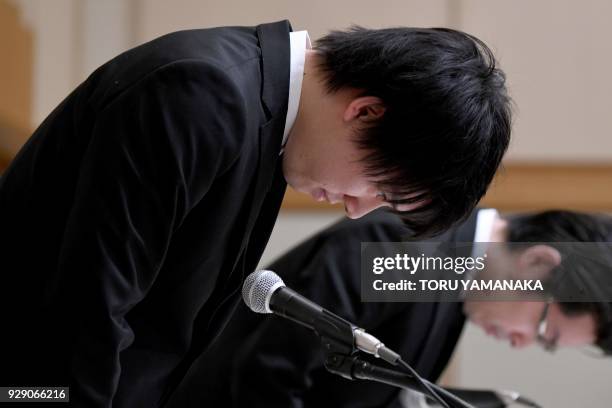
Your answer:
[457,0,612,162]
[135,0,453,40]
[12,0,80,138]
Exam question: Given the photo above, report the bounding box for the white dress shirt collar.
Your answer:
[471,208,499,258]
[474,208,499,243]
[280,30,311,154]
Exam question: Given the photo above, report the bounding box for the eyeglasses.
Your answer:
[536,300,559,353]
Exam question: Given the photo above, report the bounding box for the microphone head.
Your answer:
[242,270,286,314]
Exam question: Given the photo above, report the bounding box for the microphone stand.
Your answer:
[319,336,474,408]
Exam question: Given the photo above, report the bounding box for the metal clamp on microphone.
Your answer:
[354,328,401,365]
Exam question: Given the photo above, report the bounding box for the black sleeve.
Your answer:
[230,217,410,408]
[47,61,244,406]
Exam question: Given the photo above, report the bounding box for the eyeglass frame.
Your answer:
[536,299,559,352]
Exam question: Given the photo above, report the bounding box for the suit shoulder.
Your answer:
[85,26,263,112]
[142,26,261,69]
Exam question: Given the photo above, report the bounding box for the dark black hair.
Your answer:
[507,210,612,355]
[315,26,512,237]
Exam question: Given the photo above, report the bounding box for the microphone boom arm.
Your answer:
[323,350,476,408]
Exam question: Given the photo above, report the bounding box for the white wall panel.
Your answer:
[459,0,612,161]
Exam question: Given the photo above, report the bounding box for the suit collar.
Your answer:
[256,20,292,120]
[453,209,479,243]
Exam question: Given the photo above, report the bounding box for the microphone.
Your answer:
[242,270,401,365]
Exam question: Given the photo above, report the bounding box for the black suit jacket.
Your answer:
[0,21,291,407]
[167,209,479,407]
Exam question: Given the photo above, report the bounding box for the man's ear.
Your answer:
[343,96,386,123]
[517,245,562,280]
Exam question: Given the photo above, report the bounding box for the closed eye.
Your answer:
[376,191,398,210]
[376,191,388,201]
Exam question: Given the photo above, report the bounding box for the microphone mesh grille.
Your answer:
[242,270,285,313]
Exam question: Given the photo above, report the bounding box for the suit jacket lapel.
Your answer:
[223,20,292,283]
[223,20,292,273]
[241,20,292,229]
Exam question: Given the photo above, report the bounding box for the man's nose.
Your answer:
[343,195,387,219]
